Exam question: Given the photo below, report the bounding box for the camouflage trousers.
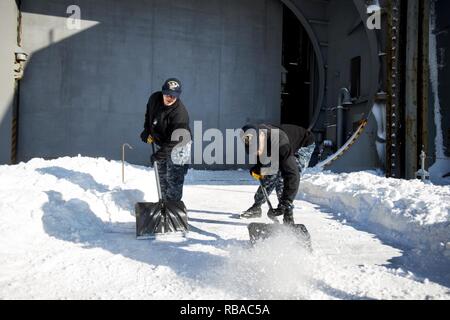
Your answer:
[254,143,316,207]
[156,158,189,202]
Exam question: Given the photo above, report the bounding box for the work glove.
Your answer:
[140,130,155,144]
[250,166,263,181]
[146,135,155,144]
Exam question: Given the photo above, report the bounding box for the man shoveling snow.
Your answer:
[239,124,315,249]
[240,123,315,225]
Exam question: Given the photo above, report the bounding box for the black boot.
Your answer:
[271,200,295,225]
[283,211,295,226]
[241,204,262,219]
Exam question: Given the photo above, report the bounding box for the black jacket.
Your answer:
[279,124,315,151]
[254,124,315,203]
[141,92,191,160]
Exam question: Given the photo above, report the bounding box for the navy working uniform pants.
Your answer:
[156,158,188,202]
[253,143,316,206]
[155,143,191,202]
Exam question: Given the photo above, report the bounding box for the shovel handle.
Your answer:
[259,180,274,211]
[259,180,280,224]
[152,144,162,201]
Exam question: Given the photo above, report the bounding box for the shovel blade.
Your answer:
[135,201,188,239]
[248,223,312,252]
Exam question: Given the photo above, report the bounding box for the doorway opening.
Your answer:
[280,4,316,129]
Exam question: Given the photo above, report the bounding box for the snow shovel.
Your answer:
[248,181,312,252]
[135,144,189,239]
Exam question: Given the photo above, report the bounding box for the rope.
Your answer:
[11,3,22,164]
[10,117,18,164]
[317,119,369,168]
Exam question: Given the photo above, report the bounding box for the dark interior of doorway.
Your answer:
[280,4,314,129]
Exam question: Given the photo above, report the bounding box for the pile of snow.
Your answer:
[300,170,450,256]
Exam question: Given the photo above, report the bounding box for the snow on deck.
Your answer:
[0,157,449,299]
